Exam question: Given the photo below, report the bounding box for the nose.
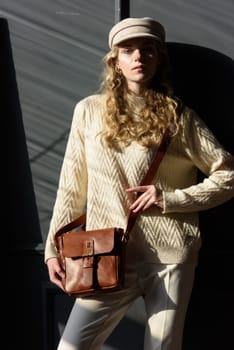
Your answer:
[133,49,142,61]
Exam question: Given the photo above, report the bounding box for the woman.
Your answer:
[45,17,234,350]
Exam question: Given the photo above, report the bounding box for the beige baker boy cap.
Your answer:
[108,17,166,48]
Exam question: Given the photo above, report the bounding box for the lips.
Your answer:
[132,65,144,71]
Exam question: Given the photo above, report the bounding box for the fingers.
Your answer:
[130,193,155,212]
[126,185,160,213]
[47,257,66,290]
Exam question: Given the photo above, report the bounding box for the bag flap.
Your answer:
[61,228,118,258]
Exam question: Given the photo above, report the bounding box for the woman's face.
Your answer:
[116,37,159,94]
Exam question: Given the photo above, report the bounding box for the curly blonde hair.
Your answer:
[99,41,180,150]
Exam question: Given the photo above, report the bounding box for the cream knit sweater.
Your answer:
[44,94,234,264]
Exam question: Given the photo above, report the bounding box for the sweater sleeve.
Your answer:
[163,109,234,213]
[44,100,88,262]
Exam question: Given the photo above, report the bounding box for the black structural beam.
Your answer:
[115,0,130,22]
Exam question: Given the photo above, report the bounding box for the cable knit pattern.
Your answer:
[44,94,234,264]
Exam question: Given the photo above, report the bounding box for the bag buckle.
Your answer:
[82,239,94,257]
[82,240,94,268]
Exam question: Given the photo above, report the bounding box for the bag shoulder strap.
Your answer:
[55,213,86,239]
[136,98,184,187]
[125,130,171,235]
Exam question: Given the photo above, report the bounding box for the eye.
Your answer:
[122,47,133,54]
[142,45,157,55]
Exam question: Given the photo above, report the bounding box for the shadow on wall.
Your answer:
[167,42,234,152]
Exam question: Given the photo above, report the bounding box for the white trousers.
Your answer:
[57,260,195,350]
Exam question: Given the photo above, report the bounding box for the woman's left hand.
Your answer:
[126,185,164,213]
